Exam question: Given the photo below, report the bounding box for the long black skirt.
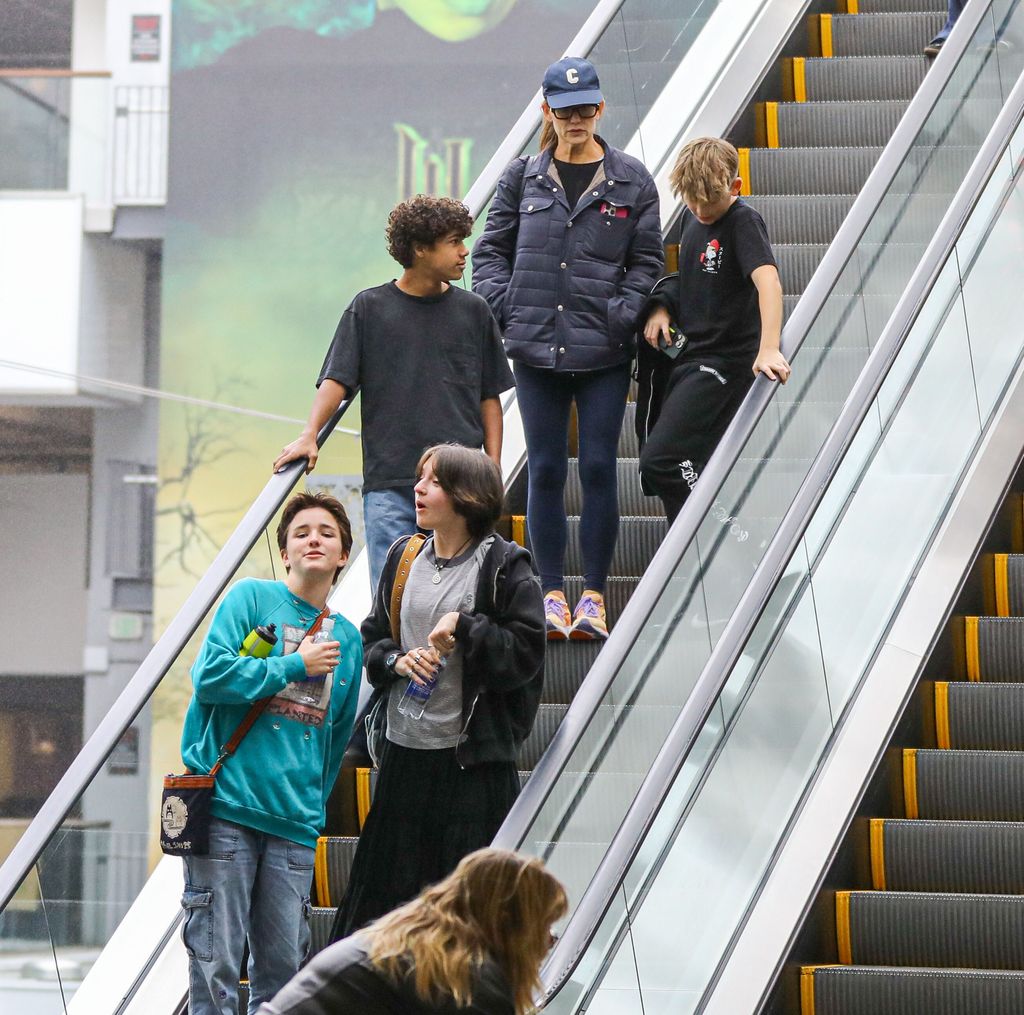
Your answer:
[330,739,520,941]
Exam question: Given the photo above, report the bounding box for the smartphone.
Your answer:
[658,325,686,359]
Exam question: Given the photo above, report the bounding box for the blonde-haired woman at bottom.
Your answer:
[257,848,568,1015]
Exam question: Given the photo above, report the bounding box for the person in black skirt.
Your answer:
[330,445,545,940]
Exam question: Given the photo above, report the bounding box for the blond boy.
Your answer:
[638,137,789,522]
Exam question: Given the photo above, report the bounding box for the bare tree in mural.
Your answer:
[156,390,246,579]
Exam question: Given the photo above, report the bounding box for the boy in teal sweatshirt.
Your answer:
[179,491,362,1015]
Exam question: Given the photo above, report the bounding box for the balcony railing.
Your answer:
[0,70,168,208]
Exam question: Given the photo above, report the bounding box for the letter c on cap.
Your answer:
[566,68,579,84]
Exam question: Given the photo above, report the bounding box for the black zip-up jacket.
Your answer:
[257,935,514,1014]
[362,534,545,768]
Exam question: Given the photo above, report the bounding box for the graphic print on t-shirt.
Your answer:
[700,238,722,274]
[266,623,333,727]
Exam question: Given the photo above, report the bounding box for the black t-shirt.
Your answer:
[317,282,514,492]
[553,157,602,210]
[675,200,776,365]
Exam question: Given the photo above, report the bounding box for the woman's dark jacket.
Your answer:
[472,137,664,372]
[256,935,514,1015]
[363,534,545,769]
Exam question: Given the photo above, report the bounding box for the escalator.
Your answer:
[557,22,1024,1013]
[2,0,1020,1013]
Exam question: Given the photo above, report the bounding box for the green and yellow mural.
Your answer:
[151,0,592,842]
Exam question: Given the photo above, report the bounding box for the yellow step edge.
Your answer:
[935,681,951,749]
[792,56,807,102]
[738,147,751,195]
[995,553,1010,617]
[903,748,919,819]
[846,0,859,13]
[512,515,526,547]
[800,966,817,1015]
[356,767,372,829]
[870,818,886,890]
[965,616,981,681]
[820,13,834,57]
[314,835,331,907]
[765,102,780,148]
[836,891,853,964]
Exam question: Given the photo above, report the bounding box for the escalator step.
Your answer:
[565,459,662,517]
[518,703,569,770]
[871,818,1024,893]
[994,553,1024,616]
[560,516,667,578]
[937,681,1024,750]
[743,195,854,245]
[966,617,1024,681]
[840,889,1024,968]
[851,0,945,10]
[774,244,830,294]
[617,401,639,457]
[314,835,358,907]
[905,748,1024,821]
[801,55,928,101]
[772,100,909,149]
[747,147,879,196]
[801,964,1024,1014]
[309,906,336,958]
[543,640,601,705]
[828,12,946,57]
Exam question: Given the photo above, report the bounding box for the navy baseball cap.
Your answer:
[542,57,603,109]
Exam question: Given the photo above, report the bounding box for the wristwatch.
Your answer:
[385,651,401,674]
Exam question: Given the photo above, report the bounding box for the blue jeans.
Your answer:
[931,0,963,43]
[363,486,417,593]
[181,817,315,1015]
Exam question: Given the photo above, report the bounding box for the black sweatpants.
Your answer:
[639,357,753,523]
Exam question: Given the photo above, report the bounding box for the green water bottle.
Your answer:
[239,623,278,658]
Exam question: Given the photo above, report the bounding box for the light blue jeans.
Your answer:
[181,817,314,1015]
[363,486,417,593]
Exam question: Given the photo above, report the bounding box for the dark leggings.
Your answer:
[514,361,631,593]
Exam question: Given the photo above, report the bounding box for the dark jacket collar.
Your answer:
[528,135,632,184]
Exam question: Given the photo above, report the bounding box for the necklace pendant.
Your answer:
[431,572,442,585]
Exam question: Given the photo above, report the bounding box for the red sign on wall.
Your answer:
[131,15,161,62]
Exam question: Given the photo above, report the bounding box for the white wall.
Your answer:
[0,196,83,396]
[0,474,88,675]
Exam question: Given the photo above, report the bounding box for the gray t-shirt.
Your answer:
[387,536,494,749]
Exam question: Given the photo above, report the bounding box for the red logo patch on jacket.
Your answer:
[600,202,629,218]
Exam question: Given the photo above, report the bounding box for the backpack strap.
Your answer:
[389,534,427,643]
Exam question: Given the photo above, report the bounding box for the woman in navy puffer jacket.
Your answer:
[473,56,663,641]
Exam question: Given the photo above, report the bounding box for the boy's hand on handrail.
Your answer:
[643,307,672,349]
[753,347,791,383]
[274,432,319,474]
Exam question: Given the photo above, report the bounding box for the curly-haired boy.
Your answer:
[275,195,513,590]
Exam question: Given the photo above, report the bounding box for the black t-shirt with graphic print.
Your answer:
[317,282,514,492]
[674,200,776,367]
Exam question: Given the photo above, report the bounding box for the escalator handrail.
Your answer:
[541,23,1024,1002]
[495,0,996,853]
[0,402,355,913]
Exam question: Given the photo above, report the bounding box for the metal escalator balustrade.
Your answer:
[797,497,1024,1014]
[483,3,1024,1006]
[555,33,1024,1015]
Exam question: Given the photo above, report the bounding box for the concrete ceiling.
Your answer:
[0,0,72,69]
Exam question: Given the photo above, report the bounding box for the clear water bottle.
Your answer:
[311,618,336,673]
[397,656,446,719]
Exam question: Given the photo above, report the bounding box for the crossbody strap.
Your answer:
[390,533,427,643]
[209,605,330,777]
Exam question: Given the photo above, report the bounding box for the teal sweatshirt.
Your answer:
[181,577,362,848]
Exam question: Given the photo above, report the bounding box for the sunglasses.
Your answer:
[551,104,600,120]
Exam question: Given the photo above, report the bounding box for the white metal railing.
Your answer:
[112,85,169,204]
